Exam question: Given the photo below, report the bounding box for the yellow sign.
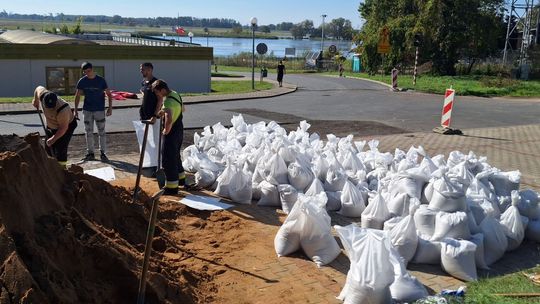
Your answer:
[377,26,391,54]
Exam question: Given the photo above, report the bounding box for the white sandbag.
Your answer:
[431,211,471,241]
[480,217,508,265]
[228,169,253,205]
[195,168,217,189]
[326,191,341,211]
[440,238,477,282]
[287,161,314,192]
[469,233,489,270]
[467,210,482,235]
[429,174,466,212]
[500,191,525,251]
[278,184,298,214]
[338,180,366,217]
[214,163,235,198]
[383,217,402,231]
[414,205,438,237]
[411,235,441,265]
[257,180,280,207]
[299,194,341,267]
[387,192,411,217]
[252,182,262,200]
[361,192,391,230]
[324,164,347,192]
[519,189,540,219]
[305,178,325,196]
[335,225,395,304]
[389,248,428,303]
[274,203,302,257]
[421,181,434,204]
[312,155,329,181]
[133,120,160,168]
[342,150,367,173]
[448,161,475,187]
[265,153,289,185]
[389,215,419,262]
[489,170,520,197]
[526,219,540,242]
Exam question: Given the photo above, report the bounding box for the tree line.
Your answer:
[0,11,356,40]
[357,0,513,75]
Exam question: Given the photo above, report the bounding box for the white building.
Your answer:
[0,30,212,97]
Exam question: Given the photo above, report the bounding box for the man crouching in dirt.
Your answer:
[32,86,78,168]
[152,79,195,195]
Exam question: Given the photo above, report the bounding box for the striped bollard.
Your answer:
[391,68,398,91]
[433,88,462,135]
[441,88,455,128]
[413,47,419,86]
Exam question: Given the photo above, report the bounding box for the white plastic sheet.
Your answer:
[133,120,160,168]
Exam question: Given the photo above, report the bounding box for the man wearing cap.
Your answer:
[74,62,113,162]
[32,86,77,168]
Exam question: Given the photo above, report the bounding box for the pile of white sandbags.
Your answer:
[184,115,540,294]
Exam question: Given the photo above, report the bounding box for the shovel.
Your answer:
[155,118,166,189]
[36,108,53,157]
[132,120,152,204]
[136,189,164,304]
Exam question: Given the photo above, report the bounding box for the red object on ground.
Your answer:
[110,90,138,101]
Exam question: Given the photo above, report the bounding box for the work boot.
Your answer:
[83,153,95,161]
[163,187,179,195]
[100,151,109,162]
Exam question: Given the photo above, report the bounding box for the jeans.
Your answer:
[83,110,106,154]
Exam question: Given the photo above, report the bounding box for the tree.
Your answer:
[289,20,314,39]
[71,16,83,34]
[327,18,354,40]
[259,25,271,33]
[357,0,506,75]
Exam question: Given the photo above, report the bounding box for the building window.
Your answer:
[46,66,105,95]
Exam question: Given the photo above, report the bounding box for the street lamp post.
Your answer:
[250,17,258,90]
[188,31,194,44]
[206,31,209,47]
[321,14,327,54]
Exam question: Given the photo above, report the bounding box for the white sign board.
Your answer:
[180,195,234,211]
[84,166,116,181]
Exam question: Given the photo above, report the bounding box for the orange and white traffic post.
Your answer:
[441,88,455,128]
[433,87,462,135]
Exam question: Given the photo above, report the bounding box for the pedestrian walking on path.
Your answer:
[74,62,113,162]
[152,79,194,195]
[32,86,77,168]
[277,60,286,87]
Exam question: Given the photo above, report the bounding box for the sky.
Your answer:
[1,0,364,28]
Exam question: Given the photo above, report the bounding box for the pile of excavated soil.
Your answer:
[0,134,215,303]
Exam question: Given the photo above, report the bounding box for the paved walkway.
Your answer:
[0,79,296,115]
[75,123,540,299]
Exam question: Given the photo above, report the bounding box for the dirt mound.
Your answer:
[0,134,214,304]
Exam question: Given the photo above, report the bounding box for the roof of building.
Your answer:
[0,30,97,45]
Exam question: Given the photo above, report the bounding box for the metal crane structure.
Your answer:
[503,0,538,66]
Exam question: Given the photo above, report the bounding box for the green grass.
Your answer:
[465,267,540,304]
[333,72,540,97]
[0,80,274,103]
[209,80,273,94]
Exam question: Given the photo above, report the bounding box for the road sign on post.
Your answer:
[328,45,337,55]
[256,43,268,55]
[377,26,391,54]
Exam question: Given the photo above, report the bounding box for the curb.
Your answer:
[0,82,297,116]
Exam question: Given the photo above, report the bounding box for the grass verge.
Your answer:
[330,72,540,98]
[465,267,540,304]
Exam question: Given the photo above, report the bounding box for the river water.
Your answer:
[154,35,355,57]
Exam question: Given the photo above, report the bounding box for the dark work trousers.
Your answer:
[162,117,185,185]
[47,119,77,162]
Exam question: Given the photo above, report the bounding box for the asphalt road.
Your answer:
[1,74,539,136]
